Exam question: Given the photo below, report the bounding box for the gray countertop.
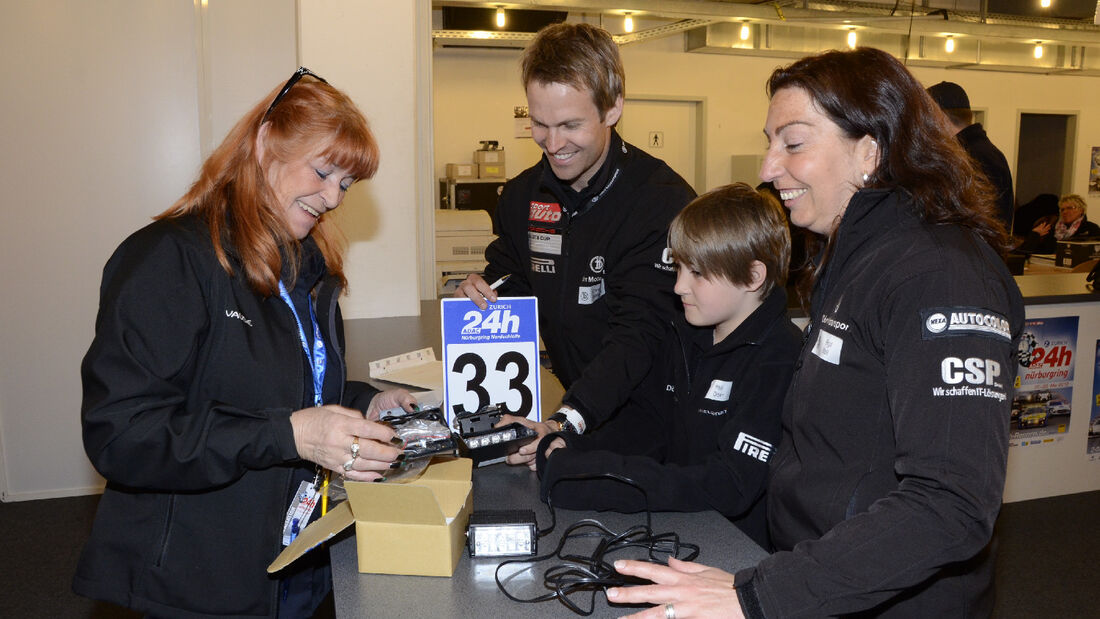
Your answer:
[330,464,767,618]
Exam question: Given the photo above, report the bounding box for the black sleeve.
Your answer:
[80,231,299,492]
[541,353,791,518]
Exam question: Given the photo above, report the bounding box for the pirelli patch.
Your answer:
[921,307,1011,342]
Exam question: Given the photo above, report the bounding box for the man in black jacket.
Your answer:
[455,23,696,467]
[927,81,1015,230]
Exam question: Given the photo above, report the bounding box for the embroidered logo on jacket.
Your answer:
[589,255,605,273]
[921,307,1011,342]
[531,256,556,274]
[529,201,563,223]
[733,432,772,462]
[225,310,253,327]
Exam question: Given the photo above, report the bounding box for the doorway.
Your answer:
[618,96,706,193]
[1015,112,1077,205]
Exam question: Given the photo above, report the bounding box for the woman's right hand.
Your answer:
[1032,220,1053,236]
[290,405,403,482]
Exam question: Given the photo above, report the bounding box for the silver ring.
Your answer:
[350,436,361,459]
[342,458,355,472]
[665,603,676,619]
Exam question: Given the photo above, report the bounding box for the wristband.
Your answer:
[552,406,587,435]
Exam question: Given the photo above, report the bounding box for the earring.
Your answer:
[862,173,869,182]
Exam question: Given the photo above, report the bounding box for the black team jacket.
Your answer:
[73,216,379,618]
[735,189,1024,618]
[536,288,801,549]
[483,131,696,430]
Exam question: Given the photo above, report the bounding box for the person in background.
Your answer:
[927,80,1015,231]
[607,48,1024,619]
[1017,193,1100,254]
[74,68,415,618]
[535,183,801,549]
[454,22,696,466]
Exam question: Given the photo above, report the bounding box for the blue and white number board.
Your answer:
[441,297,541,428]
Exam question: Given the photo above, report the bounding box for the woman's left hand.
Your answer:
[365,389,418,420]
[607,557,744,619]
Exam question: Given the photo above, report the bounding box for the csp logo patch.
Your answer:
[920,307,1011,342]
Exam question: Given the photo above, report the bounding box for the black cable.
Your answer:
[494,473,701,615]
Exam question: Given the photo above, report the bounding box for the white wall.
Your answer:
[299,0,429,319]
[0,0,430,501]
[0,1,203,500]
[0,0,297,501]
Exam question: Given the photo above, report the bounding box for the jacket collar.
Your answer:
[679,286,790,356]
[539,130,627,216]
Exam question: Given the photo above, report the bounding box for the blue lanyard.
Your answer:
[277,280,326,407]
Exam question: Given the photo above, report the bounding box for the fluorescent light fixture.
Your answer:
[1034,42,1044,58]
[495,7,505,28]
[847,29,857,49]
[945,35,955,53]
[740,22,751,41]
[624,12,634,33]
[1040,0,1052,7]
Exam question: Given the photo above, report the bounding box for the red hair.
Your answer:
[158,75,379,296]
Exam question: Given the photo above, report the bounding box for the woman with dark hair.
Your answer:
[607,47,1024,618]
[73,68,414,618]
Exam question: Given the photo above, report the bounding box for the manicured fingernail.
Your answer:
[606,588,619,599]
[614,560,625,569]
[389,461,408,469]
[411,404,420,411]
[373,477,386,483]
[390,436,405,446]
[395,453,407,462]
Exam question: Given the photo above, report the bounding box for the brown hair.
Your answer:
[521,22,624,120]
[767,48,1008,305]
[157,74,379,296]
[669,183,791,297]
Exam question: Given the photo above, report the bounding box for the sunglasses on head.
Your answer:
[261,67,328,123]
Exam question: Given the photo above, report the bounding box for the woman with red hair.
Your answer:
[74,68,413,618]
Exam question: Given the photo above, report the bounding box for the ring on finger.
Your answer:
[342,458,356,472]
[665,603,676,619]
[350,436,360,460]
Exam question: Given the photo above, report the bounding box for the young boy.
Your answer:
[534,183,802,549]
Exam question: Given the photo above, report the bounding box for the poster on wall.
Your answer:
[1090,147,1100,195]
[1010,316,1079,447]
[1088,340,1100,460]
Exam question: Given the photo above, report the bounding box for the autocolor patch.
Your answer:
[921,307,1011,342]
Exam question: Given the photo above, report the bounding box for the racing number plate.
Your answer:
[441,297,541,428]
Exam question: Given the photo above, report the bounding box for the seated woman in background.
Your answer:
[607,47,1024,619]
[535,183,802,550]
[73,68,414,618]
[1017,193,1100,254]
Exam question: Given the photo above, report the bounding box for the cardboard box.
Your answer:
[473,149,505,165]
[478,163,506,179]
[445,163,477,179]
[268,457,473,578]
[1055,240,1100,268]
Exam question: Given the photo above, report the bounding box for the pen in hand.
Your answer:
[488,274,511,291]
